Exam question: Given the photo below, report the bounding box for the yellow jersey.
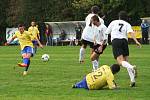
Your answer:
[13,31,34,50]
[28,26,40,40]
[86,65,116,90]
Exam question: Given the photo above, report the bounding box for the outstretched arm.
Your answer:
[129,32,141,48]
[5,36,17,45]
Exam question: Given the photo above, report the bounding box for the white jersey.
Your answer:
[105,20,133,41]
[94,24,107,45]
[82,13,104,42]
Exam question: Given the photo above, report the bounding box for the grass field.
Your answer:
[0,45,150,100]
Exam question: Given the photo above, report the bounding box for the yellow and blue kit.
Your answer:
[74,65,116,90]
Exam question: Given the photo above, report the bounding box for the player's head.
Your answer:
[18,24,25,33]
[91,15,100,26]
[118,11,128,21]
[91,5,99,14]
[110,64,120,74]
[31,21,36,26]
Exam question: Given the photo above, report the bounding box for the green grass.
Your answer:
[0,45,150,100]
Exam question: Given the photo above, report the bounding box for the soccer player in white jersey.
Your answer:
[79,6,104,63]
[90,15,108,71]
[105,11,141,87]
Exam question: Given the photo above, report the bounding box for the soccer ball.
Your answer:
[41,54,49,62]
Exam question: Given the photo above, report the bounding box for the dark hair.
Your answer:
[91,6,99,14]
[111,64,120,74]
[119,11,128,21]
[18,24,24,28]
[91,15,100,22]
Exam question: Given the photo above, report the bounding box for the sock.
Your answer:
[127,68,135,82]
[79,47,85,61]
[34,47,37,54]
[23,58,29,65]
[92,60,98,71]
[121,61,135,82]
[25,60,30,71]
[121,61,133,69]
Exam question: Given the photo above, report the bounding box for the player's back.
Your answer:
[85,13,104,27]
[82,13,104,42]
[106,20,133,41]
[86,65,114,90]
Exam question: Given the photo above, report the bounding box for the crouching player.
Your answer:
[72,64,120,90]
[6,24,43,75]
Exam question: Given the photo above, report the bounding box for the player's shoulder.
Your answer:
[15,30,20,34]
[25,31,31,34]
[101,65,110,68]
[28,26,32,29]
[86,13,94,20]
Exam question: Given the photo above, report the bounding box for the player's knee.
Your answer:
[90,55,95,61]
[82,45,87,49]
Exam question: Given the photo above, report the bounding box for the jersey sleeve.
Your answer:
[126,24,134,33]
[102,25,108,41]
[12,31,18,38]
[106,72,116,89]
[105,22,113,35]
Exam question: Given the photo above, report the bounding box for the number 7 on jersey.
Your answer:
[119,23,124,32]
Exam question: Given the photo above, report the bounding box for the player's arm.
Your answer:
[128,26,141,48]
[98,26,107,52]
[5,35,17,45]
[34,36,43,48]
[37,28,40,39]
[106,73,118,90]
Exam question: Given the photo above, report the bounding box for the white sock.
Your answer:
[121,61,135,82]
[79,47,85,61]
[127,68,135,82]
[121,61,133,69]
[92,60,98,71]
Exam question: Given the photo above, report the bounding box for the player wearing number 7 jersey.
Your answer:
[105,11,141,87]
[72,64,120,90]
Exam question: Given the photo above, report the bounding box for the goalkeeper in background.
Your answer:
[72,64,120,90]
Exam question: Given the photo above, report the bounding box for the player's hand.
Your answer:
[39,44,43,48]
[4,42,9,46]
[136,41,141,48]
[98,45,103,53]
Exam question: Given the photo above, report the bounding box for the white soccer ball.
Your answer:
[41,54,49,62]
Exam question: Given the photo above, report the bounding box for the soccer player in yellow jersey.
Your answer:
[72,64,120,90]
[28,21,40,54]
[6,24,43,75]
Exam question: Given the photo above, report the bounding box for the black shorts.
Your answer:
[81,39,94,48]
[112,39,129,59]
[93,44,107,55]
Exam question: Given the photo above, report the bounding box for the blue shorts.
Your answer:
[21,46,34,56]
[32,40,38,45]
[75,77,89,89]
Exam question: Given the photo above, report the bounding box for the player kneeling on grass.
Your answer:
[6,24,43,75]
[72,64,120,90]
[90,15,108,71]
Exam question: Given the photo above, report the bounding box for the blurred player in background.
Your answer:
[79,5,104,63]
[72,64,120,90]
[28,21,40,54]
[6,24,43,75]
[90,15,108,71]
[105,11,141,87]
